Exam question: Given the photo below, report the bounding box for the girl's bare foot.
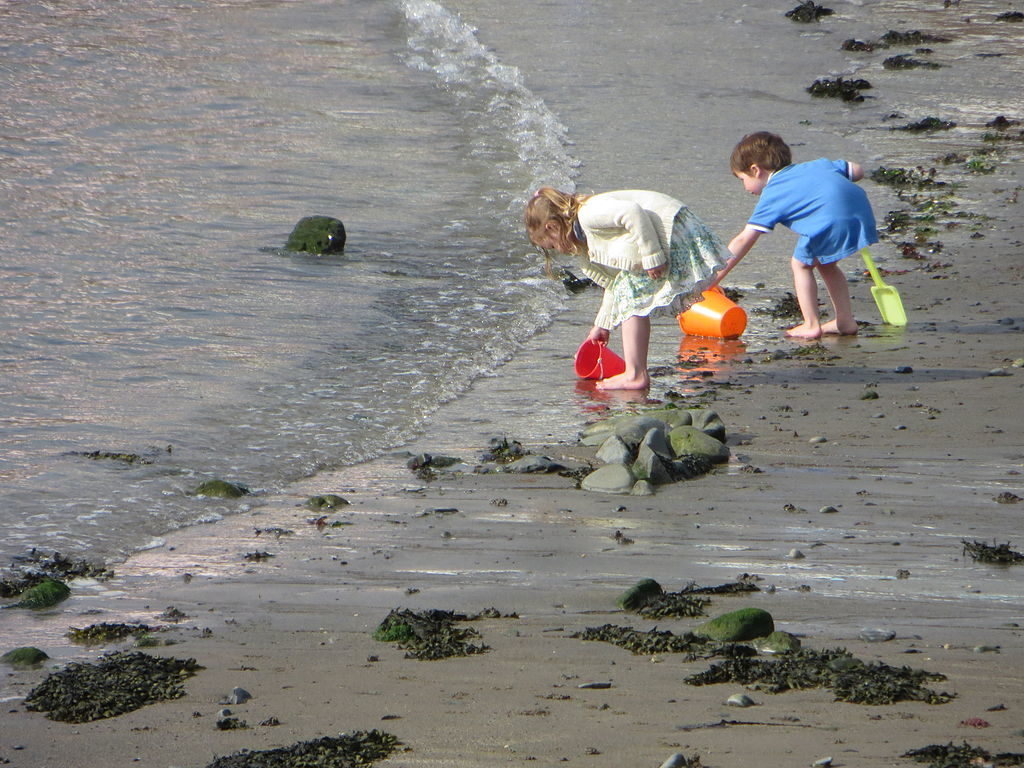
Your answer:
[821,318,858,335]
[784,322,822,340]
[596,371,651,391]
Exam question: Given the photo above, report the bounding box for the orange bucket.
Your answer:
[678,287,747,339]
[574,339,627,380]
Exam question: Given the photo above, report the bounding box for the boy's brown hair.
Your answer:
[730,131,793,174]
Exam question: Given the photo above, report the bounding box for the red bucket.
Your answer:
[574,340,627,380]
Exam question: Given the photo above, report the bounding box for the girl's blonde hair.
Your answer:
[524,187,590,276]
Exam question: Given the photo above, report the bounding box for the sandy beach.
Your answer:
[3,175,1022,767]
[3,1,1024,765]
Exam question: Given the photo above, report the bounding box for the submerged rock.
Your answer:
[193,479,249,498]
[616,578,664,611]
[284,215,346,255]
[668,426,730,464]
[306,494,349,510]
[11,578,70,609]
[1,647,49,667]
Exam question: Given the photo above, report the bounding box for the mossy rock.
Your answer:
[1,647,49,667]
[307,494,349,510]
[12,579,71,609]
[193,479,249,498]
[616,578,664,611]
[285,215,346,255]
[695,607,775,642]
[668,426,730,464]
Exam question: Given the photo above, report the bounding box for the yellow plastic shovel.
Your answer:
[860,248,907,326]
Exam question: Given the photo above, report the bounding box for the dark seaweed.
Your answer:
[574,624,757,661]
[903,742,1024,768]
[25,651,202,722]
[685,648,954,705]
[205,729,400,768]
[373,608,490,660]
[807,77,872,101]
[786,2,834,22]
[67,622,154,645]
[961,539,1024,564]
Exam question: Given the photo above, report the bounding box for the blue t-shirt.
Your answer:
[748,158,878,265]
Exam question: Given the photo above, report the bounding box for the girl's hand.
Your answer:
[587,326,610,344]
[646,265,666,280]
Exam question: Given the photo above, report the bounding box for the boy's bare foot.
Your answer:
[784,322,822,339]
[596,371,651,391]
[821,319,858,335]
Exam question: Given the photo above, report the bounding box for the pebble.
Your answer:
[895,365,913,374]
[812,758,833,767]
[787,548,805,560]
[578,681,612,689]
[726,693,755,707]
[987,368,1011,377]
[218,708,232,717]
[820,505,839,514]
[809,436,827,444]
[859,628,896,643]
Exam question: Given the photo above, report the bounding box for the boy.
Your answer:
[715,131,878,339]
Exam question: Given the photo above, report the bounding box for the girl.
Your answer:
[525,187,729,390]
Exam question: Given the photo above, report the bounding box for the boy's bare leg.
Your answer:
[817,261,858,335]
[597,314,651,390]
[785,258,823,339]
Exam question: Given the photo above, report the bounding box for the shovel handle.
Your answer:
[860,248,885,287]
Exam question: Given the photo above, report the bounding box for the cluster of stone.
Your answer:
[577,408,730,495]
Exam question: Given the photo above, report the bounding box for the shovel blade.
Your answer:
[870,284,907,326]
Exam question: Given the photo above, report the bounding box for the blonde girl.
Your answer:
[525,187,728,390]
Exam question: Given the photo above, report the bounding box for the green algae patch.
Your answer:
[1,647,49,667]
[616,578,663,610]
[373,608,490,660]
[67,622,154,645]
[575,624,757,661]
[694,607,774,642]
[306,494,349,510]
[204,729,399,768]
[11,578,70,609]
[284,215,346,255]
[25,650,203,722]
[686,648,954,705]
[194,479,249,498]
[903,742,1024,768]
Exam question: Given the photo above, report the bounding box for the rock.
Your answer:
[667,426,730,464]
[285,215,346,254]
[659,754,696,768]
[694,607,775,642]
[726,693,756,707]
[224,687,252,705]
[1,647,49,667]
[788,548,805,560]
[194,479,249,498]
[859,628,896,643]
[812,758,833,767]
[580,463,635,494]
[614,416,670,450]
[630,480,655,496]
[809,436,827,444]
[636,408,693,429]
[504,455,567,473]
[820,505,839,514]
[596,435,634,465]
[689,409,727,442]
[639,426,673,458]
[12,579,71,609]
[633,443,673,485]
[306,494,349,510]
[755,631,802,654]
[407,453,461,470]
[616,578,663,611]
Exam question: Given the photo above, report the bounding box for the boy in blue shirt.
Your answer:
[714,131,878,339]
